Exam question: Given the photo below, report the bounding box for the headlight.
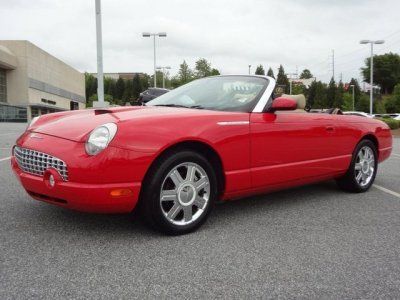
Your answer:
[27,116,39,130]
[85,123,117,156]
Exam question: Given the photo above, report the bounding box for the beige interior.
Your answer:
[281,94,306,109]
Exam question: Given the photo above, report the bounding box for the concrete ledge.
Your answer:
[0,45,17,69]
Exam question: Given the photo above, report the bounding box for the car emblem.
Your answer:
[30,133,43,140]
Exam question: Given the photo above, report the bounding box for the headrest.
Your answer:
[282,94,306,109]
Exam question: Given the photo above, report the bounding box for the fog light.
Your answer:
[49,175,55,187]
[110,188,133,197]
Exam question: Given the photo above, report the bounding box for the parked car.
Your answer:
[12,75,393,235]
[374,113,400,120]
[343,111,374,118]
[392,114,400,120]
[138,87,169,103]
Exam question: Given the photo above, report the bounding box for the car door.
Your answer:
[250,111,344,189]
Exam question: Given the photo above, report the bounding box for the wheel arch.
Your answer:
[360,133,379,157]
[139,140,226,202]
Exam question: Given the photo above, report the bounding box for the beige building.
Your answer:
[0,40,85,122]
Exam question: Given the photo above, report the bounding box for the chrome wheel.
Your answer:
[160,162,210,226]
[355,146,375,187]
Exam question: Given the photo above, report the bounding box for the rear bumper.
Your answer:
[12,157,141,213]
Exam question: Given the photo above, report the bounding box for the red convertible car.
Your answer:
[12,75,392,234]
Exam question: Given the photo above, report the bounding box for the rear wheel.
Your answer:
[140,150,217,235]
[336,140,377,192]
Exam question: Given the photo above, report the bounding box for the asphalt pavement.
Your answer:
[1,122,400,299]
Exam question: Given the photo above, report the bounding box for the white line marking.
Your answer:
[0,156,11,162]
[0,133,19,136]
[392,153,400,158]
[374,184,400,199]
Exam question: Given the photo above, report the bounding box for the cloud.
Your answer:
[0,0,399,83]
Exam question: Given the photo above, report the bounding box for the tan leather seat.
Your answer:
[280,94,306,113]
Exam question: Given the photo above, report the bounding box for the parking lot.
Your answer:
[1,122,399,298]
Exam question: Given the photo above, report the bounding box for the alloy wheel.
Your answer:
[160,162,210,226]
[354,146,375,187]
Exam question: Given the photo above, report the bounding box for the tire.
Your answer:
[140,150,218,235]
[336,139,378,193]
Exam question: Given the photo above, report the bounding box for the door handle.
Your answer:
[326,126,335,132]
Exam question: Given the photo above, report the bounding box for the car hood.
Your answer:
[29,106,238,142]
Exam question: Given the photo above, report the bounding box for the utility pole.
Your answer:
[94,0,107,108]
[248,65,251,75]
[332,49,335,81]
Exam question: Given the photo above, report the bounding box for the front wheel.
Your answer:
[140,150,218,235]
[336,140,378,193]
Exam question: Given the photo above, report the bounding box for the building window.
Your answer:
[70,101,79,110]
[0,69,6,103]
[31,107,39,118]
[0,104,27,122]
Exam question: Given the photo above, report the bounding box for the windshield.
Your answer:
[147,76,269,112]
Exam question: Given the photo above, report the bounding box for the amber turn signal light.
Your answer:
[110,188,134,197]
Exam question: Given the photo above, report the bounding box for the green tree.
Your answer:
[361,52,400,94]
[356,94,370,112]
[170,75,182,89]
[140,74,150,90]
[299,69,313,79]
[276,65,289,93]
[104,77,116,99]
[267,67,275,79]
[255,64,265,75]
[178,60,193,84]
[115,78,125,101]
[132,74,143,100]
[195,58,212,78]
[122,79,133,103]
[385,83,400,112]
[374,99,387,114]
[313,81,327,108]
[342,93,354,111]
[307,80,317,108]
[150,71,164,88]
[292,84,305,95]
[333,81,344,108]
[326,77,336,108]
[85,73,97,100]
[211,68,220,76]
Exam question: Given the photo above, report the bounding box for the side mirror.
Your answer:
[270,97,297,112]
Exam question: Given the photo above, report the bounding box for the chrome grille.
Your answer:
[14,146,68,181]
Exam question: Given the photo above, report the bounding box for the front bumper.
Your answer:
[11,131,151,214]
[12,157,141,213]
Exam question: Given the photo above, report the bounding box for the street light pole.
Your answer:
[360,39,384,115]
[156,66,171,89]
[153,35,156,88]
[142,32,167,88]
[248,65,251,75]
[95,0,105,107]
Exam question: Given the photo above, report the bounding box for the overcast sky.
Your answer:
[1,0,399,83]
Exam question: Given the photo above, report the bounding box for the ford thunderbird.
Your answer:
[12,75,393,234]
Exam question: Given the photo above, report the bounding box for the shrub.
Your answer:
[377,118,400,129]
